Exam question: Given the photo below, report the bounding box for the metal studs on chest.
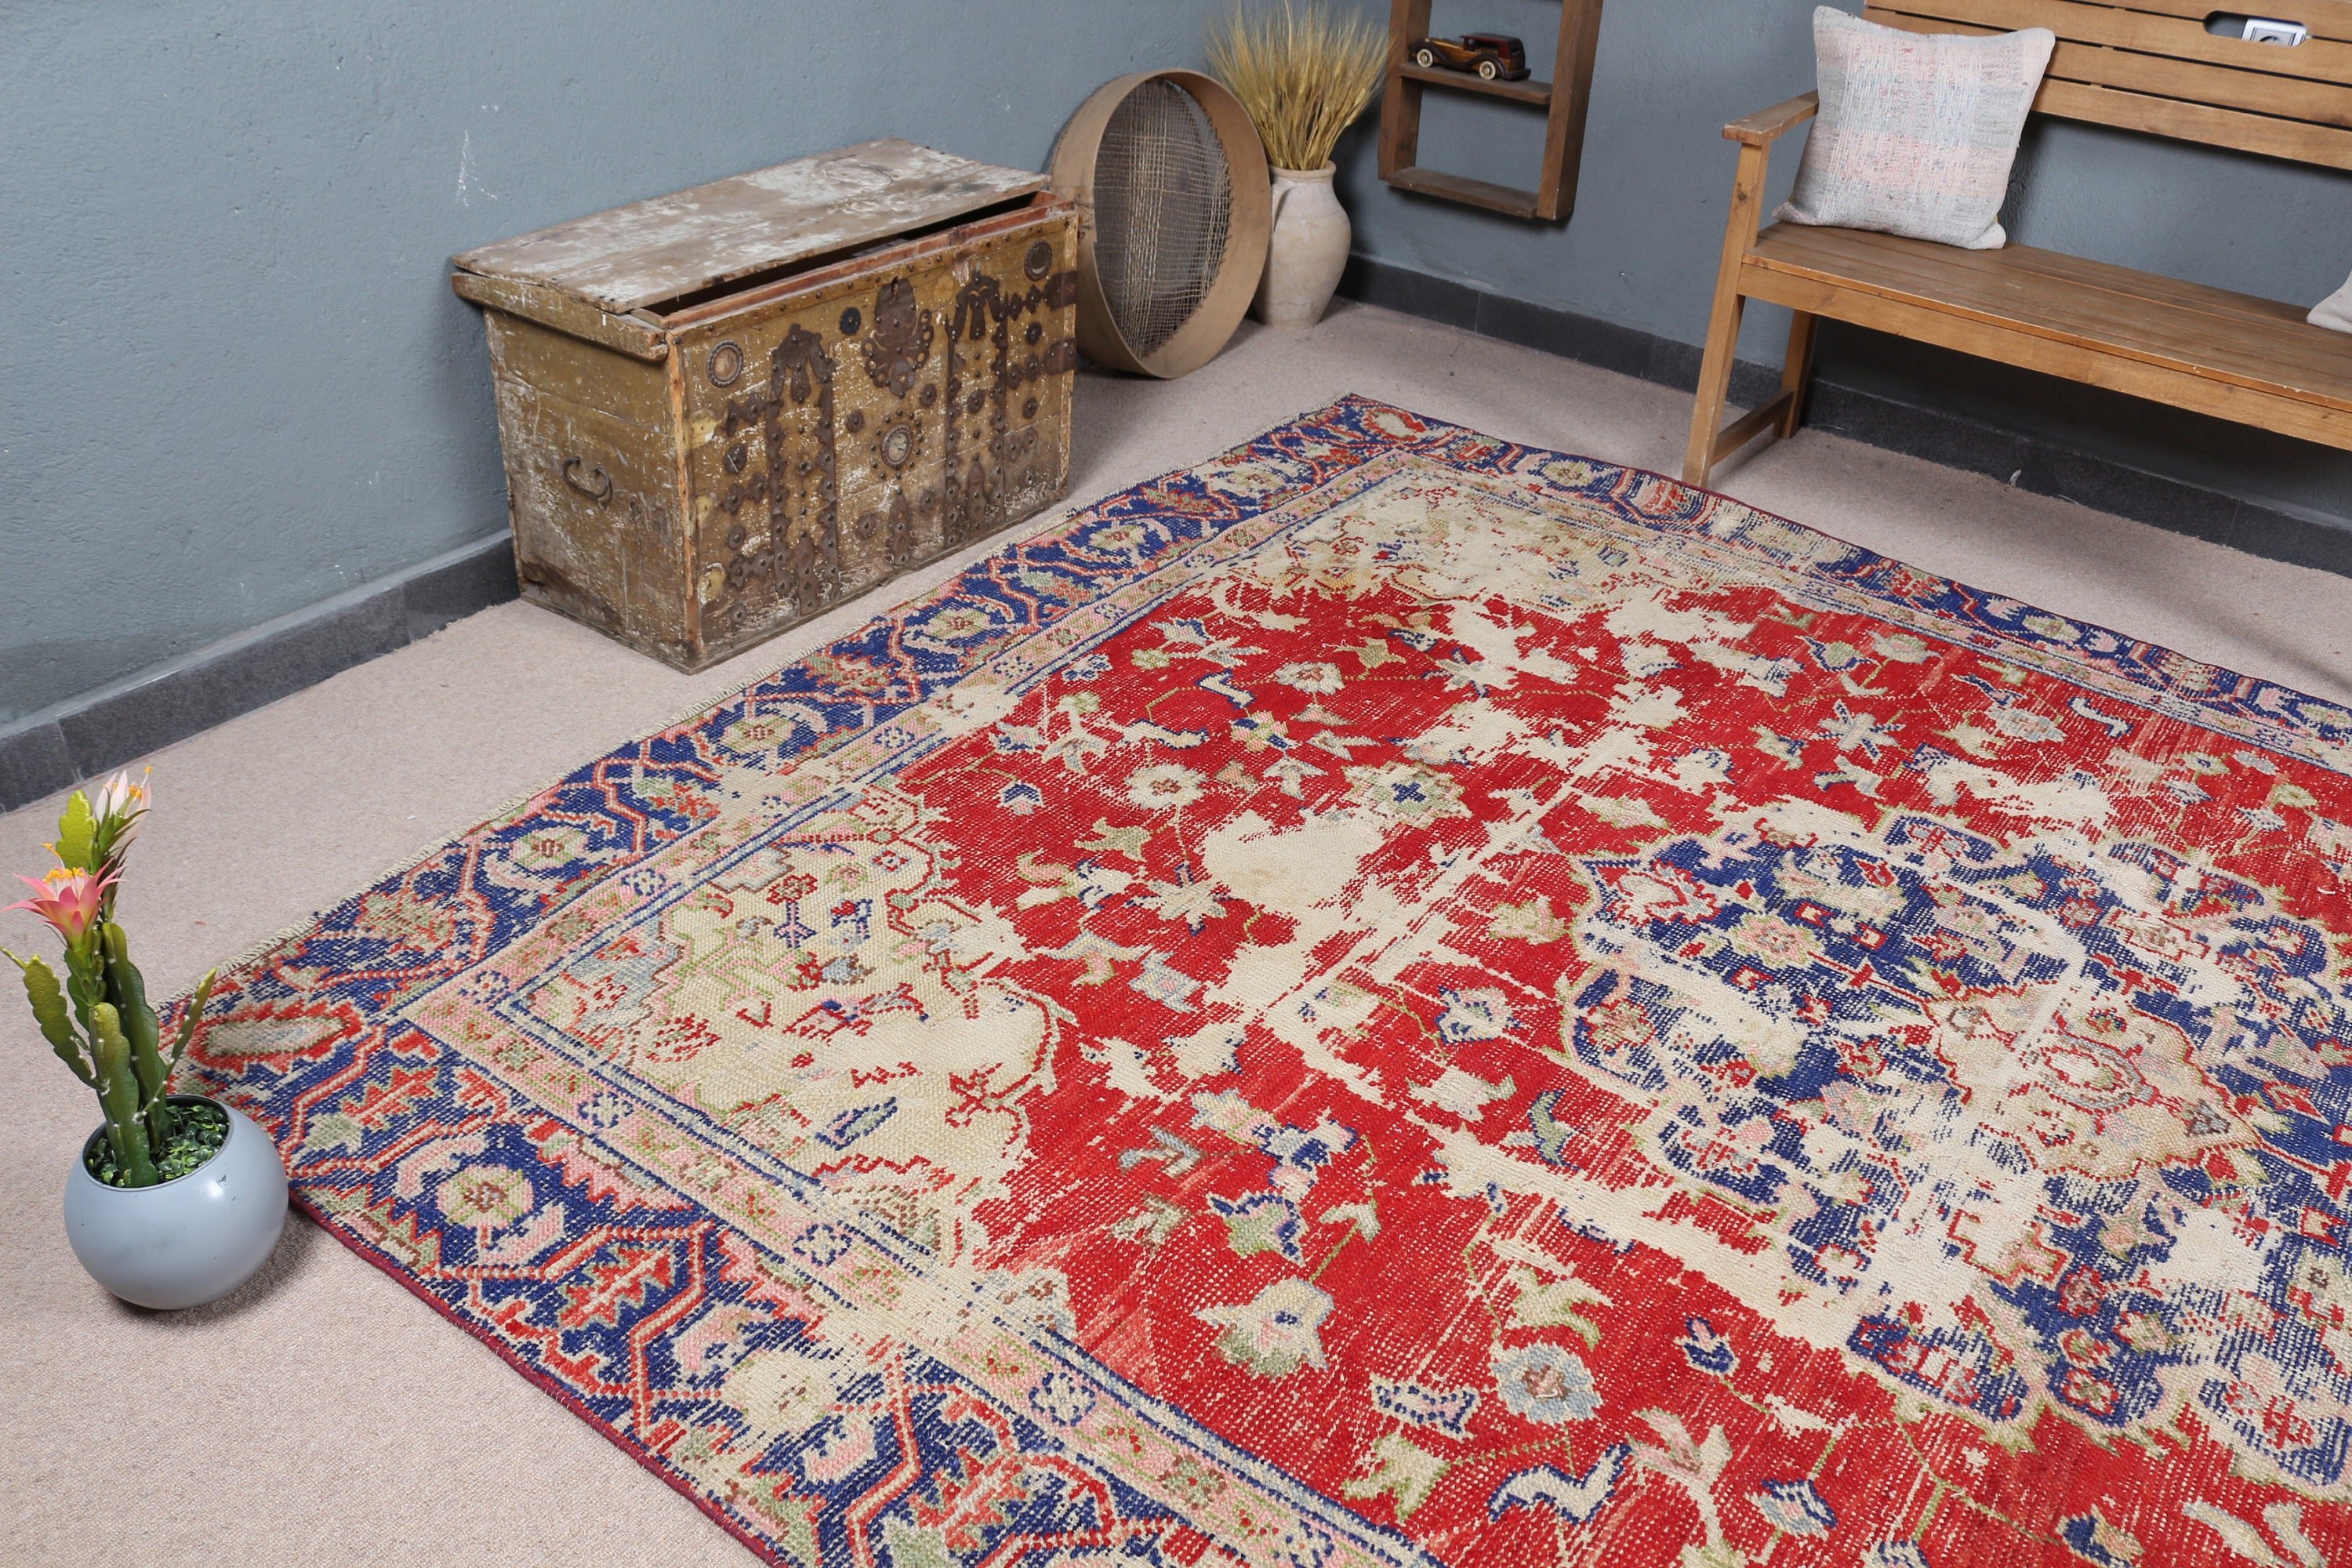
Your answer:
[862,278,934,400]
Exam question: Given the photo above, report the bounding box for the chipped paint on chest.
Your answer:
[452,140,1046,314]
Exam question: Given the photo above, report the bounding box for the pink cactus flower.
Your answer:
[9,867,117,943]
[89,769,151,823]
[91,769,151,869]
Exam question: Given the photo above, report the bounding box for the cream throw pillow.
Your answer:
[1778,6,2056,250]
[2312,272,2352,334]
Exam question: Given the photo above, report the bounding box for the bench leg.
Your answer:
[1683,140,1773,489]
[1683,289,1747,488]
[1779,310,1817,437]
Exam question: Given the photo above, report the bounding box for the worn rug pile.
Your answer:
[194,399,2352,1566]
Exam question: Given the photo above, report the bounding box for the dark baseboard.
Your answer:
[1339,254,2352,580]
[0,535,517,814]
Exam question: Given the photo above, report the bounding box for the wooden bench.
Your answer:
[1683,0,2352,489]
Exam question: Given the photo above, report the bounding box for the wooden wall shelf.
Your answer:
[1385,165,1548,220]
[1377,0,1604,223]
[1396,60,1553,107]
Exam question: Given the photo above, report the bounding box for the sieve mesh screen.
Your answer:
[1091,78,1235,361]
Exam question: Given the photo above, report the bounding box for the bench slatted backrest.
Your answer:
[1860,0,2352,168]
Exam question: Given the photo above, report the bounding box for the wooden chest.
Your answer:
[452,141,1079,670]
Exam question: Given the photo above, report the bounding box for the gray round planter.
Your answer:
[64,1094,289,1309]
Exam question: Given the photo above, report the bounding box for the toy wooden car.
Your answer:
[1407,33,1531,82]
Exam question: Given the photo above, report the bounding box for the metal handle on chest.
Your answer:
[561,456,613,503]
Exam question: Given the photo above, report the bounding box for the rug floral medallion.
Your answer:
[194,397,2352,1567]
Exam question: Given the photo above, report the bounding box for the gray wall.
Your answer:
[0,0,1229,725]
[7,0,2350,727]
[1334,0,2352,528]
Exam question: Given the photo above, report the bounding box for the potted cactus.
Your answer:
[6,771,287,1308]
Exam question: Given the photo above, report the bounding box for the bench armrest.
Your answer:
[1724,92,1819,147]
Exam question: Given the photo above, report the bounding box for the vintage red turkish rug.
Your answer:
[192,397,2352,1567]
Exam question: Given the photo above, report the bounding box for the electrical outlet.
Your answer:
[2241,16,2311,44]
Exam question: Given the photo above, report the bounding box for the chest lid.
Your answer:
[452,140,1047,316]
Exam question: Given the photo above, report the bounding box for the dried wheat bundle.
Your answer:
[1208,2,1385,173]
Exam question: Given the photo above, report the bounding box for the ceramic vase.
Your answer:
[1253,164,1350,328]
[64,1094,289,1309]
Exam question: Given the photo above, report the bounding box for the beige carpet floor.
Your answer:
[5,303,2349,1566]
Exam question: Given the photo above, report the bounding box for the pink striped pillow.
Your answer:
[2313,270,2352,333]
[1777,6,2056,250]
